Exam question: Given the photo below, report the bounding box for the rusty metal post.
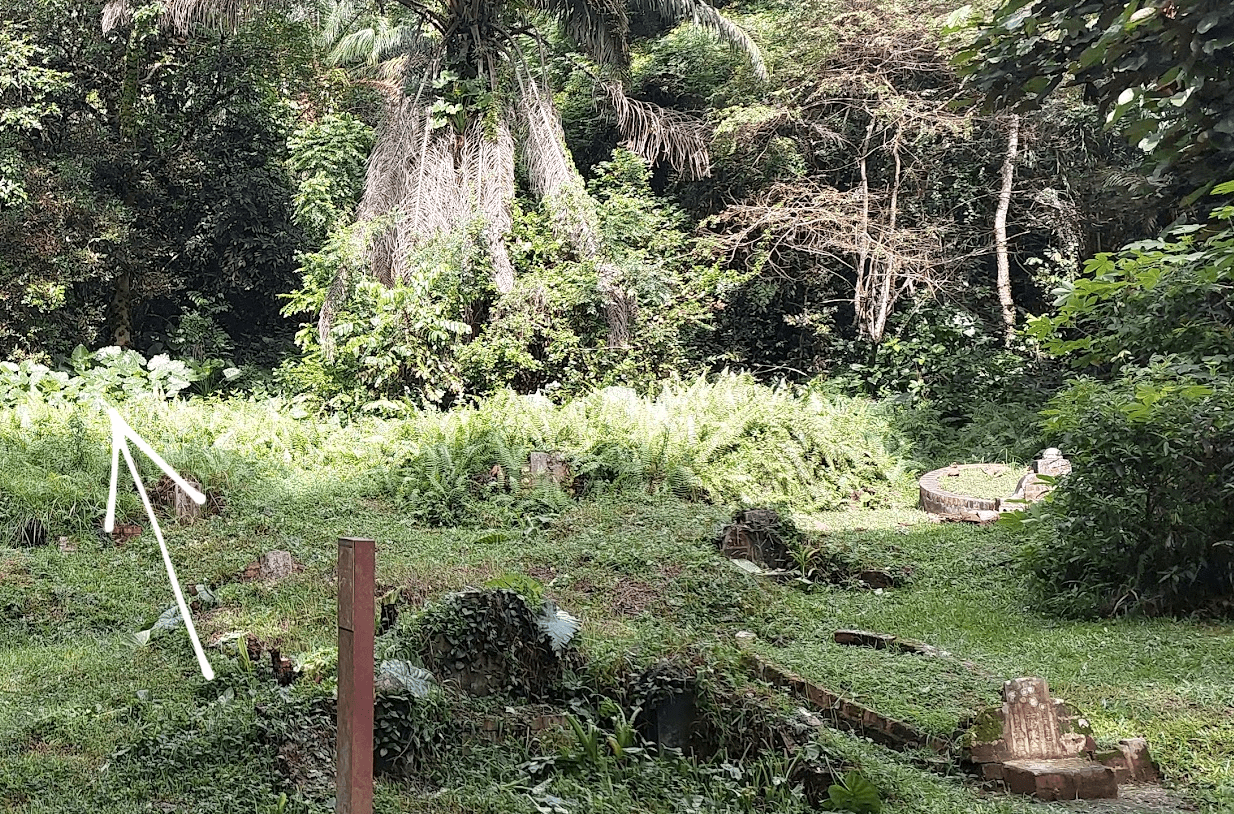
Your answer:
[336,537,375,814]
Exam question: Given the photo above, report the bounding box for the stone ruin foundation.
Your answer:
[919,448,1072,520]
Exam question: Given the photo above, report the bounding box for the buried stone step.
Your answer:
[833,629,993,678]
[833,629,898,649]
[743,653,948,753]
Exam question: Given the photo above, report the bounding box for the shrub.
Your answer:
[1028,191,1234,373]
[1021,190,1234,616]
[457,150,728,398]
[1023,370,1234,616]
[0,395,385,545]
[279,223,474,407]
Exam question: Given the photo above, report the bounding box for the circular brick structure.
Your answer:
[919,463,1019,516]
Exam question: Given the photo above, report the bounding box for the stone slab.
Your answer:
[1002,757,1117,800]
[834,629,897,649]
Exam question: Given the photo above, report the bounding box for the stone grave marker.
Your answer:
[968,677,1117,800]
[527,451,572,489]
[1001,449,1072,508]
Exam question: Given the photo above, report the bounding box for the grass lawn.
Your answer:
[941,467,1028,500]
[3,485,1232,813]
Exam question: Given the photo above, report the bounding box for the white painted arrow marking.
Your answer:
[103,407,214,681]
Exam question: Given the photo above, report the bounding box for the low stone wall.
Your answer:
[919,464,1009,515]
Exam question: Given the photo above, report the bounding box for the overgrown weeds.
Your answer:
[0,373,911,544]
[385,375,913,526]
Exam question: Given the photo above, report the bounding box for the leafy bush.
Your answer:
[1021,192,1234,616]
[846,302,1035,418]
[0,395,383,545]
[280,223,473,407]
[283,149,736,405]
[0,373,912,543]
[459,150,729,397]
[1029,188,1234,373]
[0,345,236,408]
[1023,371,1234,616]
[818,301,1054,467]
[285,112,373,243]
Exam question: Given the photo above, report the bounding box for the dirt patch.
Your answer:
[0,557,22,582]
[609,580,664,617]
[567,575,666,617]
[1050,783,1196,813]
[524,564,557,583]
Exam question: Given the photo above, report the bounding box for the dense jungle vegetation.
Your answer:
[2,0,1233,811]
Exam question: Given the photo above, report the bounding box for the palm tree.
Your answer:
[102,0,766,351]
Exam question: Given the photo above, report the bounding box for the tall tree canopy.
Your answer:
[325,0,766,351]
[95,0,766,353]
[958,0,1234,194]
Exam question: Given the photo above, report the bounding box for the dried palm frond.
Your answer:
[358,94,426,283]
[603,82,711,179]
[390,130,461,279]
[516,75,601,256]
[102,0,248,34]
[517,72,632,345]
[357,85,519,296]
[630,0,767,80]
[162,0,246,34]
[531,0,631,70]
[597,260,634,347]
[102,0,133,32]
[461,117,518,294]
[317,265,351,362]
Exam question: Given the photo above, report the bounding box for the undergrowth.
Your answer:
[0,373,912,544]
[385,376,913,525]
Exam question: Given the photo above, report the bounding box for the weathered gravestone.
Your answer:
[526,452,572,490]
[152,474,205,524]
[716,509,793,570]
[242,550,302,582]
[645,691,698,751]
[967,677,1117,800]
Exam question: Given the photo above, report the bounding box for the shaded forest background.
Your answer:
[0,0,1166,414]
[0,0,1232,639]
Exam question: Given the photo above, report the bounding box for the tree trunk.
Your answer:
[871,122,903,344]
[995,114,1019,345]
[853,118,875,338]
